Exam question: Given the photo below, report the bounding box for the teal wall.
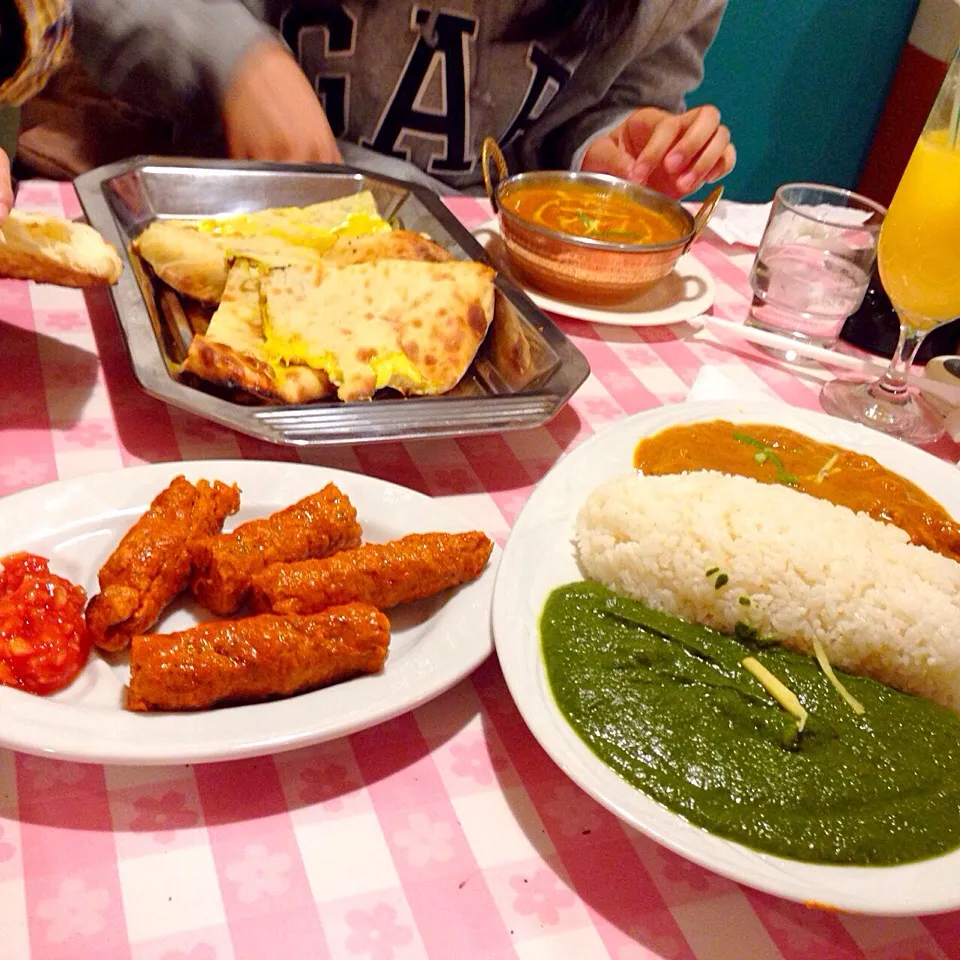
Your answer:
[688,0,919,202]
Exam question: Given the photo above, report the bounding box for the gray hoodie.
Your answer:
[73,0,726,191]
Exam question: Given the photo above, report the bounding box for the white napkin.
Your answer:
[919,356,960,442]
[797,205,873,227]
[707,200,873,248]
[944,409,960,444]
[686,365,785,405]
[705,200,773,247]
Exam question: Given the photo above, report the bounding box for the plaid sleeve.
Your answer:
[0,0,73,105]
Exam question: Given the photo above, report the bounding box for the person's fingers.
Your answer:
[662,106,721,175]
[228,110,340,164]
[616,107,667,155]
[581,135,634,179]
[675,125,731,194]
[699,144,737,187]
[223,38,342,166]
[701,158,727,186]
[624,111,682,182]
[715,143,737,180]
[321,136,343,164]
[0,149,13,222]
[287,136,342,164]
[274,100,342,163]
[303,118,342,164]
[236,123,285,160]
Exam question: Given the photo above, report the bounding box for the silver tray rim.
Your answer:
[74,156,590,447]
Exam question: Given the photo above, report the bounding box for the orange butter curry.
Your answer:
[502,183,680,245]
[633,420,960,563]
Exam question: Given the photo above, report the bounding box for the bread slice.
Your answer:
[135,221,326,304]
[184,255,495,404]
[181,259,333,404]
[0,211,122,287]
[261,258,496,401]
[136,221,451,305]
[134,191,393,303]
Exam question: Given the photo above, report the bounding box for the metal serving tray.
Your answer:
[75,158,590,446]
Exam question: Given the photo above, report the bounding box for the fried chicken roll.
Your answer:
[126,603,389,711]
[190,484,362,615]
[86,476,240,652]
[249,531,493,614]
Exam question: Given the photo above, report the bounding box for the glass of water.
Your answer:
[747,183,887,352]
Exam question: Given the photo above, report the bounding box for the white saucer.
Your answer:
[473,218,716,327]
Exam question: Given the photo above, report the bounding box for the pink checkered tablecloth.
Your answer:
[3,181,960,960]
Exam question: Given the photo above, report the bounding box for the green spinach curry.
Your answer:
[541,581,960,865]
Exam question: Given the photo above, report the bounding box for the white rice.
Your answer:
[576,471,960,712]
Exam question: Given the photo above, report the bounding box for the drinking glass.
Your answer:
[821,45,960,444]
[746,184,885,353]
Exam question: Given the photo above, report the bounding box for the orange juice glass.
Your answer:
[821,44,960,444]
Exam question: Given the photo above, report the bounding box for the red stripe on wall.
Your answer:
[857,43,949,206]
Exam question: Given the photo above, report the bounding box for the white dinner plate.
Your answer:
[473,218,716,326]
[492,399,960,916]
[0,460,499,765]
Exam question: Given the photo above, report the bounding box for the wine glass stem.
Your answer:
[869,323,928,406]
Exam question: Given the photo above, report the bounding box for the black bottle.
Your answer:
[839,267,960,364]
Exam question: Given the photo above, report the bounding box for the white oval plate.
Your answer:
[473,218,716,326]
[0,460,498,765]
[492,399,960,916]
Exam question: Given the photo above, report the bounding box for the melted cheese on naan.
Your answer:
[260,258,495,401]
[182,259,331,404]
[135,191,391,303]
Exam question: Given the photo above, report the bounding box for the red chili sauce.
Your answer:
[0,553,91,694]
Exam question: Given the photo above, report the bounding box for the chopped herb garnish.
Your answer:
[815,453,841,484]
[733,621,779,647]
[576,211,600,235]
[705,566,719,577]
[733,431,799,486]
[812,637,865,716]
[573,211,652,242]
[731,432,766,452]
[739,595,751,606]
[742,656,808,731]
[715,573,729,589]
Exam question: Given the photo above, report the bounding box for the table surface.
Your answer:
[3,181,960,960]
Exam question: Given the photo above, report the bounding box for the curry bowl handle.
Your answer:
[481,137,509,215]
[684,184,723,253]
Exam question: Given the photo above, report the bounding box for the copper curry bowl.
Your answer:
[482,137,721,307]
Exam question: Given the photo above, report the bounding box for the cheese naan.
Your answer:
[181,260,333,404]
[134,191,408,303]
[135,223,320,303]
[200,191,383,237]
[261,258,496,401]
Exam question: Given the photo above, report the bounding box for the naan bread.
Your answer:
[136,222,325,303]
[235,191,382,234]
[323,230,452,266]
[261,258,496,401]
[165,191,494,405]
[134,191,394,303]
[181,260,332,404]
[0,211,122,287]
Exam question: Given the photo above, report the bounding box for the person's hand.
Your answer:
[222,39,342,164]
[582,105,735,198]
[0,149,12,221]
